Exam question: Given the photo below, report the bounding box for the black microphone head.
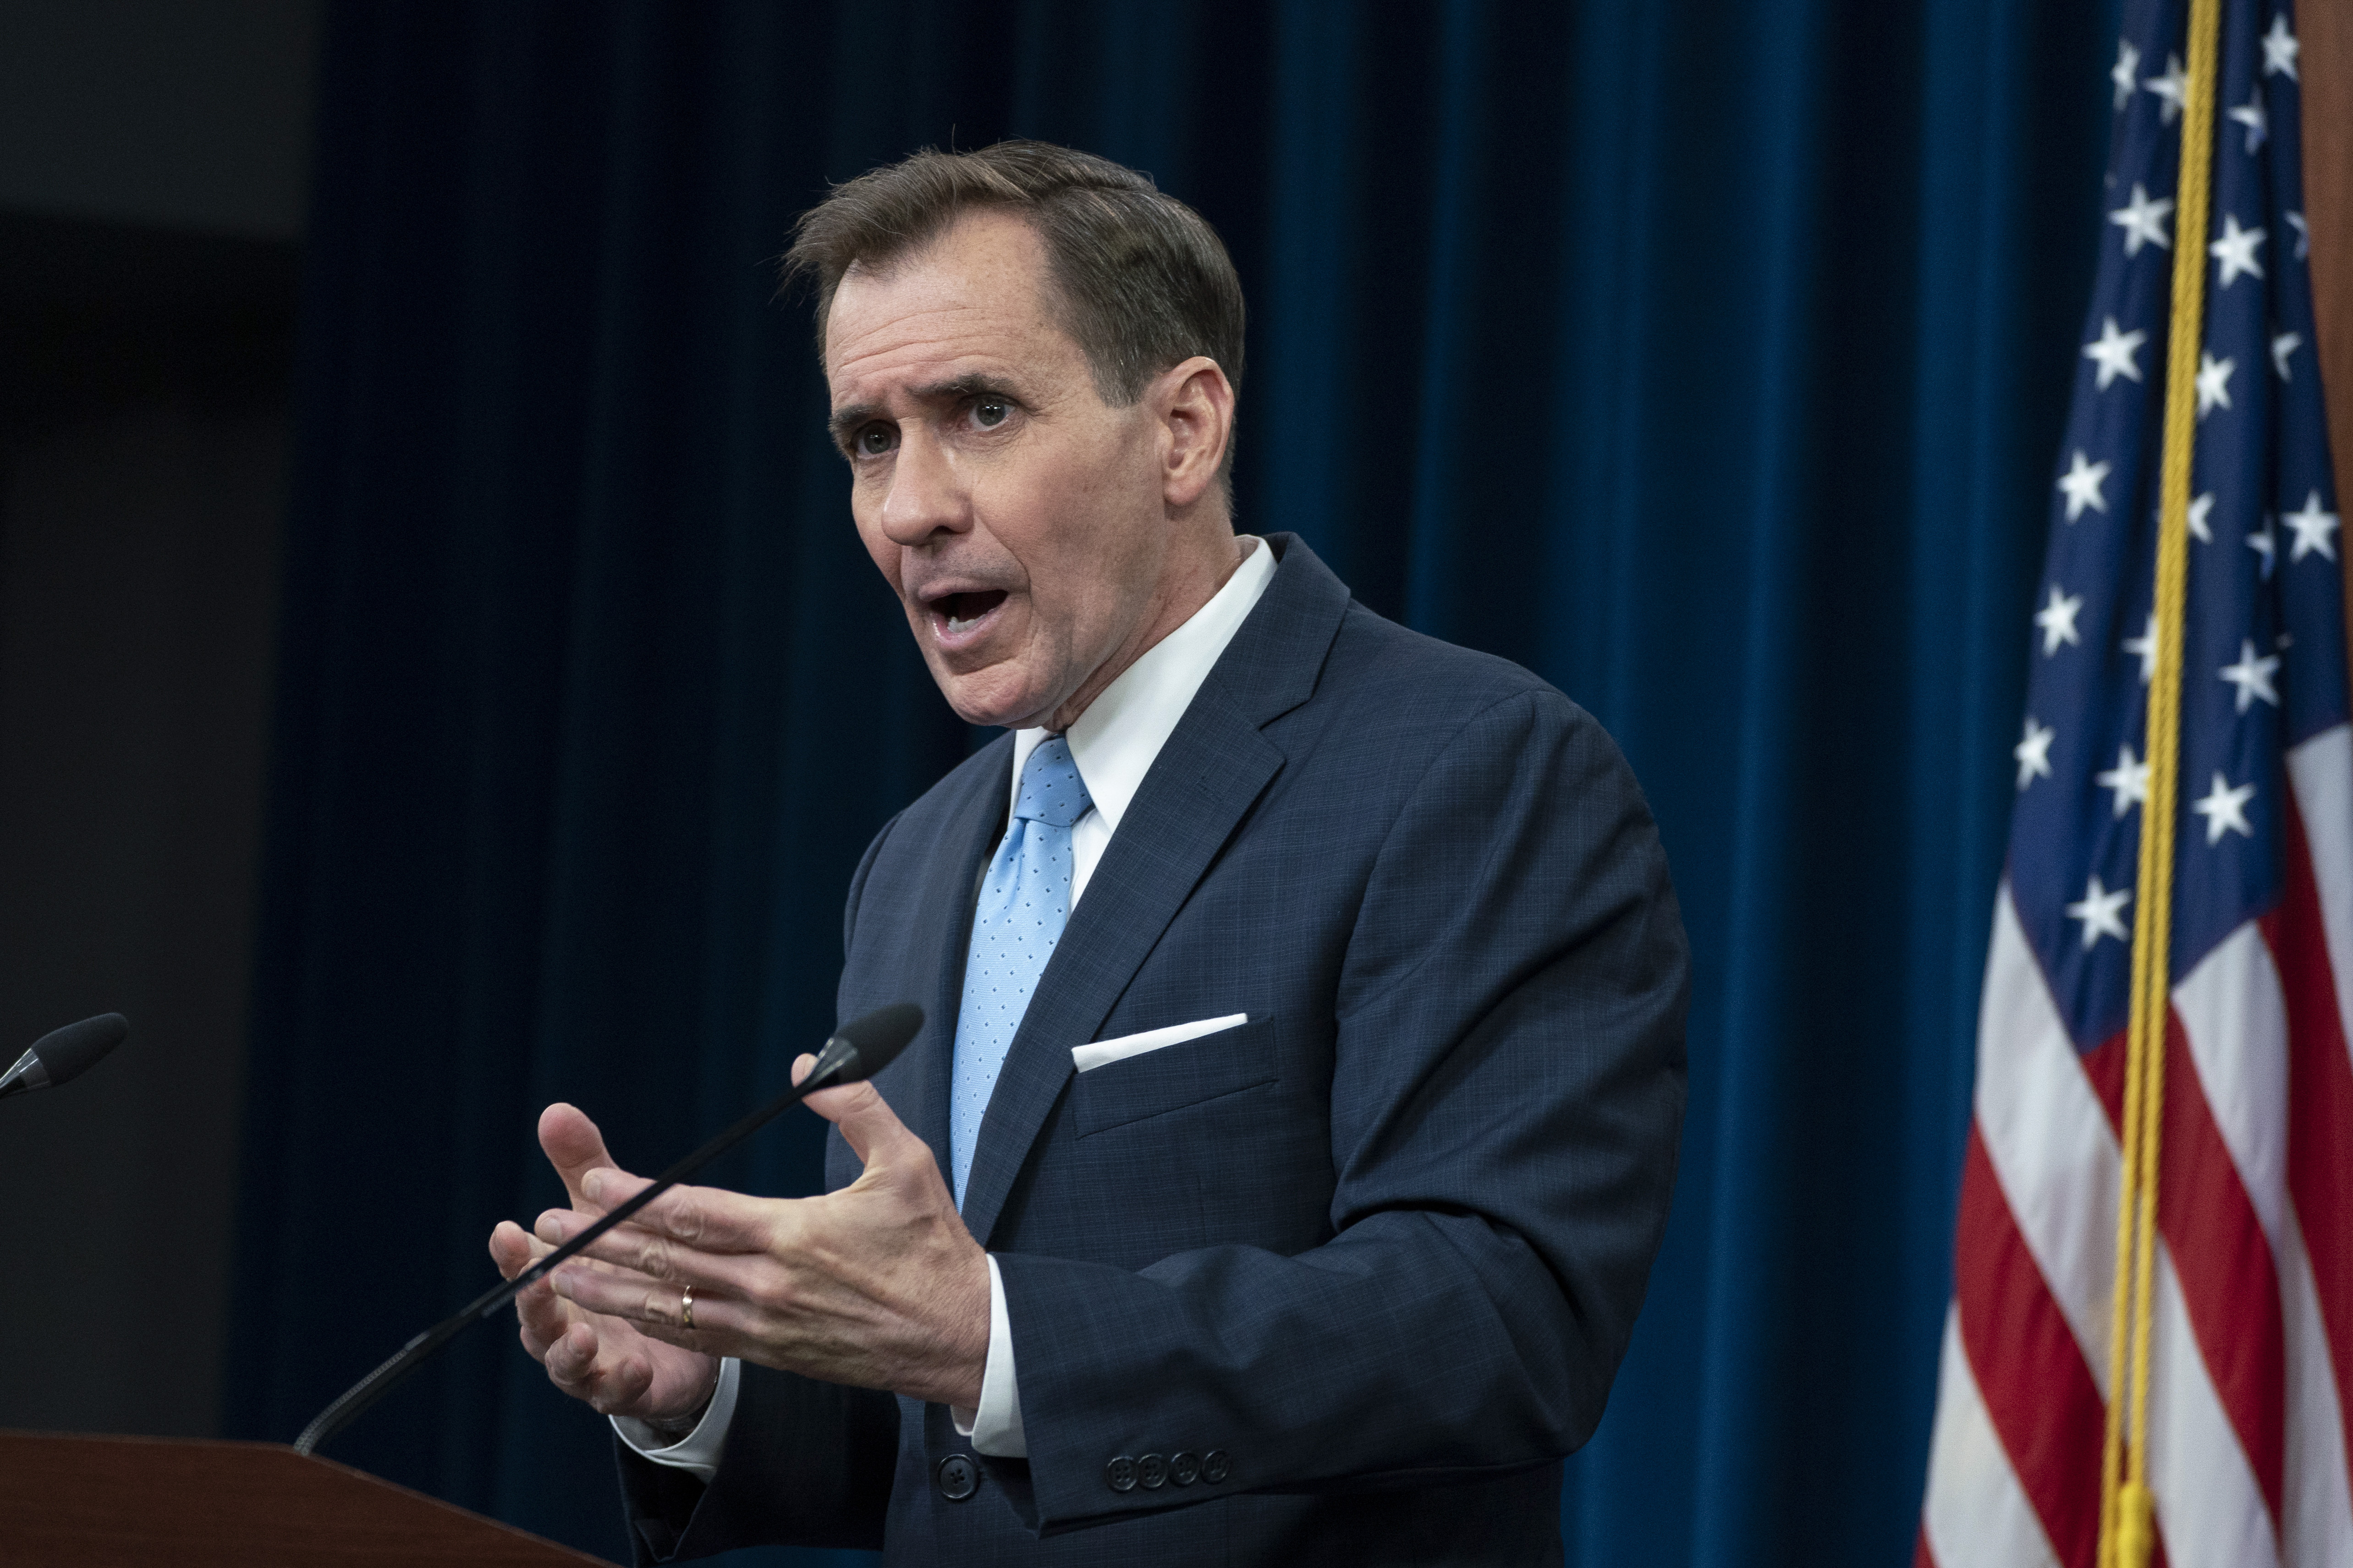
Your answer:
[31,1013,129,1086]
[826,1003,922,1082]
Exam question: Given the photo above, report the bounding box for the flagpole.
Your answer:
[2306,6,2353,700]
[2097,2,2221,1564]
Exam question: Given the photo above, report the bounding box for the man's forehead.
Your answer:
[825,302,1023,395]
[822,211,1071,395]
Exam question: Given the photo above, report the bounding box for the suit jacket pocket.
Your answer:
[1069,1020,1277,1138]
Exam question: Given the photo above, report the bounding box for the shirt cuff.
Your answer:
[612,1356,741,1482]
[951,1254,1027,1458]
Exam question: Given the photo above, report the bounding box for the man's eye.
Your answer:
[857,425,894,456]
[973,399,1009,428]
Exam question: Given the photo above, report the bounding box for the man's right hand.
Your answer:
[487,1102,719,1429]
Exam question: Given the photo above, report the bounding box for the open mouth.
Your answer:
[929,589,1008,636]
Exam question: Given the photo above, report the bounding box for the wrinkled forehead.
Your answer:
[822,210,1071,390]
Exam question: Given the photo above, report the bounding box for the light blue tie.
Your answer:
[950,736,1093,1207]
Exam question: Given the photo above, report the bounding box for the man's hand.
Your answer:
[505,1057,991,1412]
[489,1105,720,1429]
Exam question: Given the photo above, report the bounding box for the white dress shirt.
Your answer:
[618,536,1276,1480]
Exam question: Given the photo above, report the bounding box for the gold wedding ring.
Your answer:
[680,1284,695,1330]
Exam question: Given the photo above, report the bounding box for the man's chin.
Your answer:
[929,662,1057,731]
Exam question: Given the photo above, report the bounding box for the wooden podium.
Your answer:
[0,1431,616,1565]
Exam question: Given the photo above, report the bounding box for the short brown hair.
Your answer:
[783,140,1245,428]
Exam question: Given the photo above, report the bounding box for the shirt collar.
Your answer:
[1008,535,1276,831]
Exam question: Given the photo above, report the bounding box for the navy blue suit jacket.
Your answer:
[619,535,1688,1565]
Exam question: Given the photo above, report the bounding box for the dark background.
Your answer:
[10,1,2309,1565]
[0,0,314,1443]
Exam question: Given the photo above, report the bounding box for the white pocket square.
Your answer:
[1072,1013,1248,1073]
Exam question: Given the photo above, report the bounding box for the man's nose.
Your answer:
[877,429,969,546]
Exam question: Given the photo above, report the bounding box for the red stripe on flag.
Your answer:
[2269,791,2353,1476]
[1914,1521,1934,1568]
[2077,1022,2287,1528]
[2081,1031,2126,1126]
[1954,1124,2103,1568]
[2151,1011,2286,1526]
[2089,1020,2287,1533]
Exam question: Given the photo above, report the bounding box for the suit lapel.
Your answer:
[957,697,1284,1245]
[954,534,1352,1247]
[892,741,1011,1186]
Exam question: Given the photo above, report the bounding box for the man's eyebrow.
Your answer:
[827,374,1025,449]
[913,372,1021,404]
[828,402,882,448]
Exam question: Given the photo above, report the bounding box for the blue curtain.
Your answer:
[228,2,2123,1563]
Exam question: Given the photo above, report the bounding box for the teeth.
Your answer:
[947,614,976,634]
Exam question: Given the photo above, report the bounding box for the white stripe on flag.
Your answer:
[1973,885,2115,1387]
[2287,725,2353,1064]
[1921,1303,2062,1568]
[2282,1208,2353,1567]
[2281,721,2353,1568]
[2145,1240,2282,1568]
[1973,885,2285,1562]
[2171,923,2290,1254]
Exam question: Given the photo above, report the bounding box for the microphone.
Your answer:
[293,1001,923,1458]
[0,1014,129,1101]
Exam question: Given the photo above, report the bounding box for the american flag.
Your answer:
[1917,2,2352,1566]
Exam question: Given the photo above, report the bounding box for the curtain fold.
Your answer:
[231,3,2122,1562]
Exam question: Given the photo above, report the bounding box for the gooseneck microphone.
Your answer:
[0,1014,129,1101]
[293,1001,923,1458]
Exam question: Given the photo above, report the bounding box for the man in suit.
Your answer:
[488,141,1688,1565]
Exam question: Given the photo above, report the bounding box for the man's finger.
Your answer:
[543,1322,652,1415]
[514,1267,577,1355]
[530,1209,691,1281]
[553,1264,736,1350]
[571,1169,778,1255]
[537,1102,630,1211]
[494,1224,579,1357]
[533,1206,689,1283]
[592,1354,654,1416]
[532,1206,772,1309]
[801,1073,924,1171]
[488,1220,536,1281]
[544,1321,602,1387]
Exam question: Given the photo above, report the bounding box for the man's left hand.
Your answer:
[532,1055,990,1409]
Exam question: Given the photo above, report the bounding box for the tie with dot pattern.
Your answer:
[950,735,1093,1207]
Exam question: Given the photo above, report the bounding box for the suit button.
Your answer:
[936,1453,979,1502]
[1201,1450,1232,1484]
[1105,1455,1138,1492]
[1137,1453,1168,1489]
[1170,1452,1200,1486]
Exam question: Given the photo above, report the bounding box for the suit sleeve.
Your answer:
[985,688,1690,1535]
[615,1365,899,1562]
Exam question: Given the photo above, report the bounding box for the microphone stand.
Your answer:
[294,1003,919,1457]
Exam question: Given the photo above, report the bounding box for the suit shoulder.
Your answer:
[1318,601,1594,739]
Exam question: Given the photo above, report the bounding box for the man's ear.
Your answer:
[1155,356,1235,511]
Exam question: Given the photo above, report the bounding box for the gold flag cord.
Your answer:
[2097,3,2220,1564]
